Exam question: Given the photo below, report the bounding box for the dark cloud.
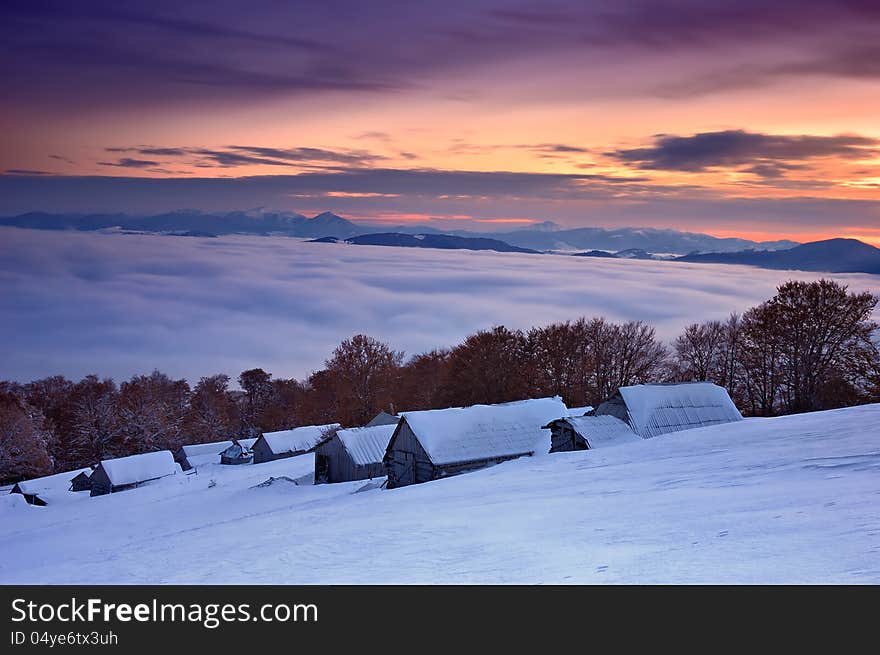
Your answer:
[611,130,879,172]
[534,144,590,153]
[98,158,160,168]
[106,146,187,156]
[104,145,386,169]
[4,169,54,175]
[3,0,879,110]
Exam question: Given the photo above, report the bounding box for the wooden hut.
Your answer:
[314,424,397,483]
[69,471,92,492]
[366,411,400,427]
[9,481,48,506]
[383,396,568,489]
[220,441,253,465]
[544,415,642,452]
[89,450,179,496]
[9,467,93,505]
[251,423,340,464]
[174,440,234,471]
[595,382,743,439]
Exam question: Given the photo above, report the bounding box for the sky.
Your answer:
[1,0,880,243]
[2,228,878,384]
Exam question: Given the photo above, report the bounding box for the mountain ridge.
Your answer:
[310,232,539,254]
[0,210,800,255]
[675,238,880,274]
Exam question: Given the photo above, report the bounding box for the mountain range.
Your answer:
[0,210,363,240]
[0,210,797,254]
[310,233,538,254]
[675,238,880,275]
[4,209,878,274]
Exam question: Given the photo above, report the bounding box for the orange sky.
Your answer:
[2,1,879,244]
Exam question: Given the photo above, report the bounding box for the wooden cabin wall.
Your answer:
[385,421,435,489]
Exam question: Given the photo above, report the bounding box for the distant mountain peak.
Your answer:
[311,211,347,221]
[523,220,562,232]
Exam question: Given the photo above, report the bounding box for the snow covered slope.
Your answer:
[2,404,879,584]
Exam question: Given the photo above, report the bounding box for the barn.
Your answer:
[366,411,399,427]
[314,423,397,483]
[544,415,642,452]
[595,382,743,438]
[384,396,568,489]
[220,441,253,465]
[89,450,179,496]
[251,424,341,464]
[174,440,234,470]
[69,471,92,492]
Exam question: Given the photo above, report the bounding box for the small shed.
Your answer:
[252,423,340,464]
[544,415,643,452]
[595,382,743,439]
[315,423,397,483]
[174,440,234,470]
[69,471,92,492]
[366,411,400,427]
[89,450,179,496]
[220,441,253,465]
[10,481,48,506]
[10,467,93,505]
[384,396,568,489]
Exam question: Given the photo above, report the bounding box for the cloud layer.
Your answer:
[2,228,877,384]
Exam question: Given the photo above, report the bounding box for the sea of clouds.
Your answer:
[1,227,878,384]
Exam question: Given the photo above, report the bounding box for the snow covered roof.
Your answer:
[336,424,397,466]
[399,397,568,466]
[220,442,251,458]
[13,467,93,496]
[567,405,593,417]
[555,415,643,449]
[615,382,743,438]
[1,493,28,510]
[261,424,341,455]
[237,437,258,450]
[366,411,400,427]
[99,450,178,487]
[180,441,234,457]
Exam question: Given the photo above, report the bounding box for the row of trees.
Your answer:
[2,280,878,483]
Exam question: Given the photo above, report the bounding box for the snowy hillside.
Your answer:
[2,404,879,584]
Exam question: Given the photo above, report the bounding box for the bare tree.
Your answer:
[185,374,238,442]
[769,280,879,413]
[672,321,725,381]
[528,320,591,407]
[0,388,52,483]
[583,318,667,405]
[118,371,190,453]
[69,375,124,463]
[323,335,403,426]
[260,377,306,432]
[238,368,274,431]
[442,326,532,407]
[397,349,451,411]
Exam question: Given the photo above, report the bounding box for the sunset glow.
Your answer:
[1,1,879,240]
